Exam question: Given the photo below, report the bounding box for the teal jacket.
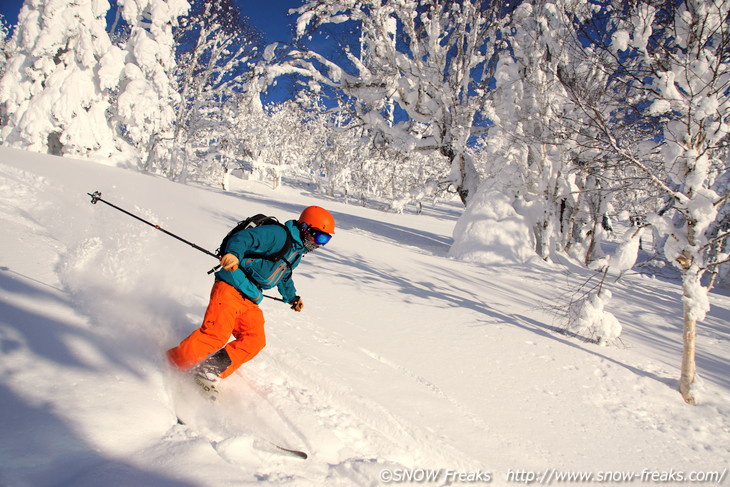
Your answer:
[215,220,307,304]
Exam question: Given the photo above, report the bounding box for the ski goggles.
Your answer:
[308,228,332,246]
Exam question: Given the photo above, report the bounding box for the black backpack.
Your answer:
[216,214,293,263]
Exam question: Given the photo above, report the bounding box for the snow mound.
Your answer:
[567,289,623,346]
[449,187,535,264]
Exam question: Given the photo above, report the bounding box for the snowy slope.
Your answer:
[1,146,728,487]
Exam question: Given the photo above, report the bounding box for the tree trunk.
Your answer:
[534,219,550,260]
[679,289,697,405]
[221,166,232,191]
[584,216,600,266]
[677,249,699,405]
[566,200,582,251]
[453,152,480,206]
[443,143,480,207]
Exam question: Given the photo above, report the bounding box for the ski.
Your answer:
[176,417,307,459]
[273,444,308,460]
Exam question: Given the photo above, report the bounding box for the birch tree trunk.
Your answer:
[677,250,700,405]
[679,285,697,405]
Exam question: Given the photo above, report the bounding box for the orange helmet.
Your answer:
[298,206,335,234]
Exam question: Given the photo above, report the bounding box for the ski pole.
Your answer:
[87,191,218,259]
[87,191,286,304]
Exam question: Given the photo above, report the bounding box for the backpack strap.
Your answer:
[218,215,293,263]
[269,223,294,267]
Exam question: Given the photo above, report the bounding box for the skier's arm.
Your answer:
[277,275,298,305]
[216,226,284,304]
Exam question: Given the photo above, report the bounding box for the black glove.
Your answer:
[290,296,303,312]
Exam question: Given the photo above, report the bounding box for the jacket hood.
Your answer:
[285,219,310,253]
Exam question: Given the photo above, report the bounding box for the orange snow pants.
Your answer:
[166,280,266,379]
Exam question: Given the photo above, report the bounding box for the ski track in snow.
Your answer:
[244,316,488,474]
[358,346,492,432]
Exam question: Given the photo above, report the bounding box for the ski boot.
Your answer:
[189,349,231,401]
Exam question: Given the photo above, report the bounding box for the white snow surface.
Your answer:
[0,147,728,486]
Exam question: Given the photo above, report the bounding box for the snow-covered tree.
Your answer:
[0,14,12,81]
[170,0,260,182]
[258,0,502,205]
[114,0,189,172]
[290,94,359,196]
[458,0,596,262]
[0,0,129,160]
[566,0,730,404]
[225,89,315,189]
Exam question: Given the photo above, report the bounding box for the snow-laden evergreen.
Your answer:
[479,0,587,261]
[1,147,728,486]
[0,14,12,80]
[116,0,189,171]
[0,0,125,159]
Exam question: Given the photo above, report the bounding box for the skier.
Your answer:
[167,206,336,395]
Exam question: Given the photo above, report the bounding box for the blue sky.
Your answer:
[0,0,303,42]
